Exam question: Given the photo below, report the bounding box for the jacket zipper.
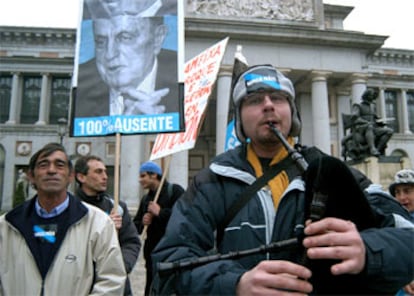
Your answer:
[40,280,45,296]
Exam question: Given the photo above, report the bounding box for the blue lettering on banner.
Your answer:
[73,113,180,136]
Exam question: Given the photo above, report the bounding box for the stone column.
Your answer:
[36,73,50,125]
[311,71,331,154]
[6,72,20,124]
[351,73,368,105]
[377,87,386,118]
[120,135,144,207]
[401,89,412,134]
[169,150,189,189]
[215,66,232,155]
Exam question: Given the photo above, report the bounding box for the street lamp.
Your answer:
[57,117,68,145]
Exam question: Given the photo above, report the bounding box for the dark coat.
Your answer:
[133,181,184,295]
[151,144,414,295]
[133,181,184,261]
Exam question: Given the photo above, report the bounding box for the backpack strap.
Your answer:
[167,183,173,199]
[216,155,297,244]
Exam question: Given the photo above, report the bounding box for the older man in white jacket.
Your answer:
[0,143,126,295]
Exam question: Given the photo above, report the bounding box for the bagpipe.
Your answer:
[157,123,380,293]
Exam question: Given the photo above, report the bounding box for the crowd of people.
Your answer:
[0,143,182,295]
[1,63,413,295]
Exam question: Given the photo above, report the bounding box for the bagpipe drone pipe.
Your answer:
[157,123,380,293]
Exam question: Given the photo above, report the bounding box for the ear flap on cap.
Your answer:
[289,101,301,137]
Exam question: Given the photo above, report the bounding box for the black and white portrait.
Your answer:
[74,0,181,118]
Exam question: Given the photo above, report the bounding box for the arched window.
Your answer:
[390,149,408,158]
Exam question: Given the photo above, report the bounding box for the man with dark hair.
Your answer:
[75,155,141,296]
[133,161,184,295]
[0,143,126,295]
[151,65,414,295]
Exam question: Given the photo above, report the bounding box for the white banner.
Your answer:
[150,37,229,160]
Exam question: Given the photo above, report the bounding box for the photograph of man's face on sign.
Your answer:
[72,0,183,137]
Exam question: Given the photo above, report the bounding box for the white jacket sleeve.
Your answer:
[89,207,127,296]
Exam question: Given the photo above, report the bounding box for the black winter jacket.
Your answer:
[152,144,414,295]
[133,182,185,261]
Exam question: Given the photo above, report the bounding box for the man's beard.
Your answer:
[258,132,281,147]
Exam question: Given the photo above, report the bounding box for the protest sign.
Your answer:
[71,0,184,136]
[150,37,229,160]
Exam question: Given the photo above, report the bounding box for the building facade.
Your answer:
[1,0,413,211]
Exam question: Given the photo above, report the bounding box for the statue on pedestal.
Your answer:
[12,169,29,208]
[341,88,393,161]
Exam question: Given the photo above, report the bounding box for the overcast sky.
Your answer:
[324,0,413,50]
[0,0,413,50]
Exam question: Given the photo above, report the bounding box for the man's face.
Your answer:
[240,91,292,147]
[93,16,165,93]
[28,151,73,197]
[139,172,157,191]
[394,184,414,213]
[77,159,108,195]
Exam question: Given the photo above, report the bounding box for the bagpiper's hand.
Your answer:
[303,217,365,275]
[403,280,414,295]
[236,260,312,295]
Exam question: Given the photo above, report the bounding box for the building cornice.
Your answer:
[0,56,74,74]
[184,17,387,52]
[0,26,76,73]
[368,48,414,66]
[1,23,413,75]
[0,26,76,43]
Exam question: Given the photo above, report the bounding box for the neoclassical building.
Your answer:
[1,0,413,211]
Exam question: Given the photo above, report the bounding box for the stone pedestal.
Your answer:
[349,156,411,190]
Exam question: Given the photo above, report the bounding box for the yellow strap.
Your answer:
[247,138,294,209]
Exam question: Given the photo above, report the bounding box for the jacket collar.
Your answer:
[6,192,88,232]
[76,187,105,203]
